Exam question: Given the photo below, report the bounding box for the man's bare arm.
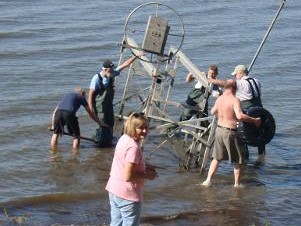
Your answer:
[208,77,227,87]
[210,98,219,116]
[88,89,95,113]
[185,72,194,83]
[233,98,261,127]
[118,52,144,71]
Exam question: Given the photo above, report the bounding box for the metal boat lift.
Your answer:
[111,3,217,172]
[112,0,285,171]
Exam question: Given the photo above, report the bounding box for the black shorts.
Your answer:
[53,110,80,137]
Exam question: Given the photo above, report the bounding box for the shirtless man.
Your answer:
[209,64,265,165]
[202,79,261,187]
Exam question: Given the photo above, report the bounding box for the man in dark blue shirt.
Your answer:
[50,87,107,150]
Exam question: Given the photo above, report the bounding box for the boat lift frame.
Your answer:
[113,36,217,172]
[112,0,286,172]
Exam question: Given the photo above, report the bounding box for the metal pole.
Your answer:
[169,47,208,88]
[248,0,287,73]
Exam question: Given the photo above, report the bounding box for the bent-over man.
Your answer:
[51,87,106,150]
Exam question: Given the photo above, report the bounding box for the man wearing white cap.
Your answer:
[209,64,265,166]
[231,65,262,109]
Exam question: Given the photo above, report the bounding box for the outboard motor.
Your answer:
[237,106,275,147]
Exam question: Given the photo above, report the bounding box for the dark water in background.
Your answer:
[1,0,301,225]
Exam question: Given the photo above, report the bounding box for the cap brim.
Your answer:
[103,65,115,69]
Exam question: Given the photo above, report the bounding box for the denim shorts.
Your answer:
[108,192,142,226]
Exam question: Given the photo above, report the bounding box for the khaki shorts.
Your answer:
[213,126,245,164]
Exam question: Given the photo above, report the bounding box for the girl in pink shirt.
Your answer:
[106,112,158,226]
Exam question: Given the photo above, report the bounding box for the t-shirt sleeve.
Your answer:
[113,67,121,77]
[125,145,141,164]
[89,75,97,90]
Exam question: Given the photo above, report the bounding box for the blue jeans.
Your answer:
[109,192,142,226]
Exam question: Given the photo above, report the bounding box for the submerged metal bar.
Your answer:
[53,130,97,143]
[200,116,217,171]
[117,63,134,117]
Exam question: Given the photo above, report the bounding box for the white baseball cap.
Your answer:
[231,64,248,75]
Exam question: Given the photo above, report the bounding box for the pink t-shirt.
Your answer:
[105,134,145,202]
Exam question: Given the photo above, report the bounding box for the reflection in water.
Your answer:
[140,179,267,226]
[47,156,81,191]
[46,145,114,195]
[49,147,80,163]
